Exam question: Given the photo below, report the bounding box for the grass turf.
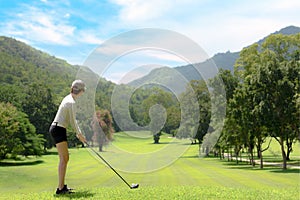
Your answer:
[0,133,299,200]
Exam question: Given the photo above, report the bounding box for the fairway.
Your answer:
[0,133,299,200]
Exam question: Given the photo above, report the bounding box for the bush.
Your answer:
[0,102,44,160]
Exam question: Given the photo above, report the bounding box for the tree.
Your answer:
[234,33,300,169]
[128,86,179,143]
[0,84,24,110]
[207,69,238,157]
[176,81,200,143]
[141,87,176,143]
[165,105,181,136]
[0,102,44,159]
[22,84,57,150]
[149,104,166,144]
[229,84,269,167]
[91,110,114,151]
[95,78,115,110]
[181,80,210,144]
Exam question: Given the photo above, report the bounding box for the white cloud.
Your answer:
[183,16,288,55]
[111,0,209,26]
[2,5,75,46]
[104,64,160,84]
[267,0,300,11]
[109,0,300,56]
[145,50,188,64]
[77,31,104,44]
[88,28,209,73]
[64,13,71,18]
[111,0,172,22]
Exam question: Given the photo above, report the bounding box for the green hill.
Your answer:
[0,36,79,99]
[0,36,116,104]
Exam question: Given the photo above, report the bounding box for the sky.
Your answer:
[0,0,299,83]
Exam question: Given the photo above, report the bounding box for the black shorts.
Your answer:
[49,125,67,145]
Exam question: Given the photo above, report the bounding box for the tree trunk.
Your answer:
[221,149,225,160]
[153,134,160,144]
[257,139,263,169]
[249,146,255,167]
[286,151,291,161]
[227,147,230,162]
[286,138,293,161]
[251,151,255,167]
[235,146,240,164]
[259,149,263,169]
[280,137,287,170]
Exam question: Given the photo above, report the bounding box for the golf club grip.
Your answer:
[85,143,132,188]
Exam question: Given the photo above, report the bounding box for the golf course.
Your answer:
[0,133,299,200]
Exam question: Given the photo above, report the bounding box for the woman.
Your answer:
[49,80,87,195]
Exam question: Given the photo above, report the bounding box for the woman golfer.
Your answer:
[49,80,87,195]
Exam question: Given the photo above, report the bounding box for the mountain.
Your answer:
[0,36,113,103]
[128,25,300,86]
[257,25,300,45]
[175,51,240,81]
[0,36,79,97]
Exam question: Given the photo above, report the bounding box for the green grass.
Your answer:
[111,131,175,153]
[5,186,300,200]
[0,133,299,200]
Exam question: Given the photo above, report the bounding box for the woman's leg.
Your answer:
[56,141,69,190]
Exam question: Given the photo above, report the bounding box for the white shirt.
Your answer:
[52,94,82,136]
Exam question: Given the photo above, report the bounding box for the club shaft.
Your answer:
[87,144,132,188]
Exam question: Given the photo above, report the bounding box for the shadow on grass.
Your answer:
[221,160,251,167]
[147,141,182,145]
[54,190,95,199]
[180,155,199,159]
[43,151,58,155]
[0,160,44,167]
[221,160,300,173]
[181,143,197,146]
[270,168,300,174]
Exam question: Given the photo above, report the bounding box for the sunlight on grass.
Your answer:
[111,132,178,153]
[0,132,299,200]
[2,186,300,200]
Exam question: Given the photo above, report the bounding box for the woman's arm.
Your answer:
[70,103,87,143]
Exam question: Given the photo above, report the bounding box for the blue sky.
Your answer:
[0,0,299,83]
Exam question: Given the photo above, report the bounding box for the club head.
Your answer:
[130,183,139,189]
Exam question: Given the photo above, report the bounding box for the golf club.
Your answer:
[85,143,139,189]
